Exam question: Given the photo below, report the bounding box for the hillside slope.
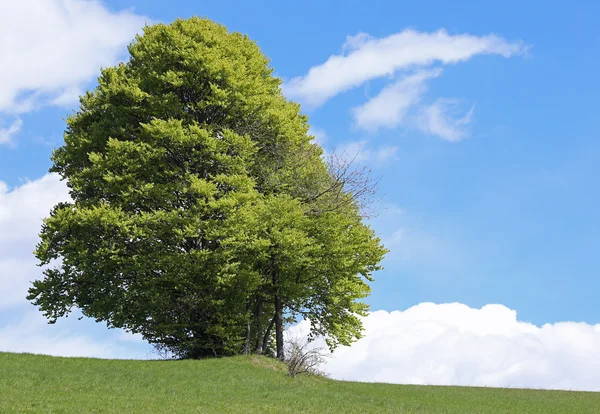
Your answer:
[1,352,598,413]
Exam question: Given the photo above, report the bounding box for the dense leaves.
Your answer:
[29,17,387,359]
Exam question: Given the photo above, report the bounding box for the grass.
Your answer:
[1,352,599,413]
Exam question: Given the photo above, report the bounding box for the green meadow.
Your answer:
[1,352,598,413]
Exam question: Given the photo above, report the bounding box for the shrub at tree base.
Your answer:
[28,17,387,360]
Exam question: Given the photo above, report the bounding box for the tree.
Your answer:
[284,334,330,377]
[28,17,386,360]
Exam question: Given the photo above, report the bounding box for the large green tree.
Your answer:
[29,18,386,360]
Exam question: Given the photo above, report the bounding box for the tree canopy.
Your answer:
[28,17,387,360]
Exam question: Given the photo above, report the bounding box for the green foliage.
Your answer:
[28,17,387,359]
[3,353,600,414]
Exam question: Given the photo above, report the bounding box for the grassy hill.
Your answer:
[1,352,599,413]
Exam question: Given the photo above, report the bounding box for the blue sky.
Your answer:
[1,0,600,390]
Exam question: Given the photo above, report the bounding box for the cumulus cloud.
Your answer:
[0,118,22,146]
[288,302,600,391]
[0,0,148,114]
[0,310,152,359]
[0,173,154,358]
[284,29,526,107]
[352,69,442,131]
[0,174,70,308]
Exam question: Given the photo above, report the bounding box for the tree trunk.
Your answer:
[252,297,263,352]
[244,320,251,354]
[260,314,276,354]
[244,300,252,354]
[275,293,284,360]
[272,265,285,360]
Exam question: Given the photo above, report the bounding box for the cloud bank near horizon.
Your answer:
[288,302,600,392]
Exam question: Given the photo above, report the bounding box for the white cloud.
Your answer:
[0,173,155,359]
[334,140,398,164]
[352,69,442,131]
[51,86,84,108]
[0,0,148,114]
[309,126,328,147]
[310,127,397,164]
[288,302,600,391]
[341,32,375,53]
[284,29,526,107]
[0,119,23,146]
[0,310,152,359]
[0,174,70,308]
[418,99,475,141]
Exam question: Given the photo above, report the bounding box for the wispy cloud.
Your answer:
[354,76,476,140]
[334,140,399,164]
[285,28,526,141]
[0,118,22,146]
[310,126,398,165]
[308,126,328,147]
[284,29,527,107]
[352,69,442,131]
[418,99,475,141]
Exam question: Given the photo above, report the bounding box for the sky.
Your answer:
[1,0,600,391]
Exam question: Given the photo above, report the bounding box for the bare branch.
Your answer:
[284,334,330,377]
[315,150,381,219]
